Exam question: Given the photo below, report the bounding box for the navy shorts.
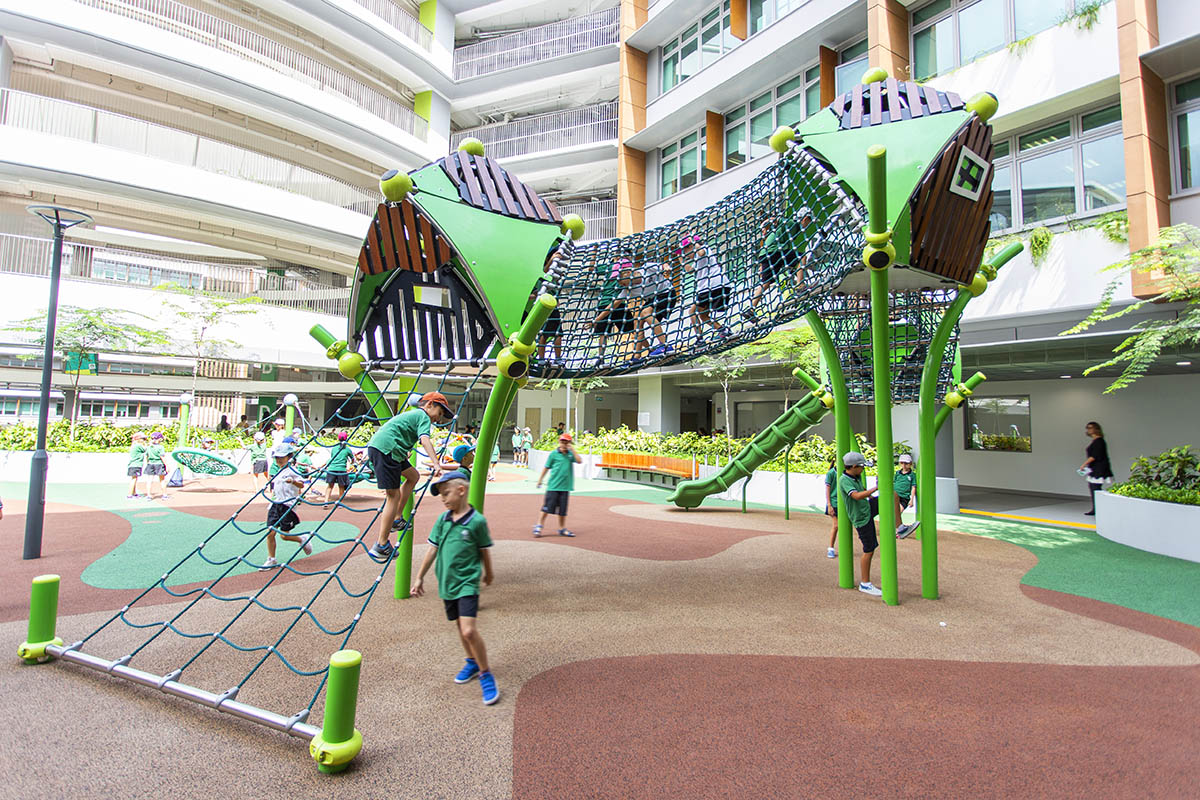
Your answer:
[759,250,798,283]
[898,496,910,510]
[127,466,142,477]
[267,502,300,533]
[651,290,675,320]
[144,463,166,476]
[443,594,479,621]
[541,307,562,337]
[695,286,730,311]
[253,459,269,475]
[368,446,412,491]
[856,496,880,553]
[326,473,351,490]
[542,490,570,516]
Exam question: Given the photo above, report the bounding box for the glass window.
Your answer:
[965,396,1032,452]
[913,0,952,26]
[1081,105,1121,132]
[679,38,699,83]
[681,131,699,148]
[749,0,769,34]
[958,0,1005,63]
[1020,147,1075,224]
[913,17,955,81]
[750,91,772,113]
[663,143,678,158]
[1179,109,1200,190]
[1013,0,1070,40]
[662,52,679,93]
[993,139,1010,159]
[1019,121,1071,151]
[726,122,746,168]
[701,143,718,180]
[726,106,746,124]
[990,164,1012,230]
[1175,77,1200,105]
[806,82,822,115]
[777,94,805,127]
[1082,133,1125,210]
[661,157,678,198]
[776,75,803,97]
[841,39,868,61]
[701,21,722,69]
[680,147,699,190]
[835,57,867,95]
[750,111,773,159]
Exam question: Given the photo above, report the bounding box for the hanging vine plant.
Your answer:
[1028,226,1053,265]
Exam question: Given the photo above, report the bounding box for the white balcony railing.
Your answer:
[345,0,433,50]
[0,233,352,315]
[0,89,378,215]
[75,0,427,139]
[557,199,617,241]
[453,7,620,80]
[450,101,618,160]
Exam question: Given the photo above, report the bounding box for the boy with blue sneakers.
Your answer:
[412,470,498,706]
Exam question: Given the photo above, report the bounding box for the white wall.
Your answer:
[1156,0,1200,49]
[952,373,1200,497]
[645,155,774,228]
[1171,192,1200,229]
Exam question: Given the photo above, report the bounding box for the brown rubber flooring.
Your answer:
[0,490,1197,798]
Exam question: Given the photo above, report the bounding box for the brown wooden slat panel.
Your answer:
[944,91,964,109]
[472,155,505,214]
[506,172,538,219]
[485,157,523,218]
[417,213,441,272]
[399,200,424,272]
[440,156,462,187]
[849,83,864,128]
[386,205,414,272]
[513,175,551,221]
[884,78,899,121]
[924,86,943,114]
[910,127,965,276]
[869,80,882,126]
[905,81,925,117]
[456,151,484,208]
[544,197,562,222]
[357,246,375,276]
[377,203,402,274]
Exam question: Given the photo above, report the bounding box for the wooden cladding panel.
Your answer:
[438,155,563,224]
[355,198,455,277]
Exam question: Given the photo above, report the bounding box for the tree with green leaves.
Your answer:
[1063,223,1200,393]
[2,306,167,437]
[535,375,608,434]
[698,345,753,452]
[157,286,263,397]
[737,325,821,405]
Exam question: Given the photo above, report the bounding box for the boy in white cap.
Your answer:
[270,417,287,449]
[839,451,883,596]
[261,443,313,570]
[894,454,920,539]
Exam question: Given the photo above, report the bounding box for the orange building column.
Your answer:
[867,0,910,80]
[618,0,649,236]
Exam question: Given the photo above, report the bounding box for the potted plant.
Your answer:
[1096,445,1200,562]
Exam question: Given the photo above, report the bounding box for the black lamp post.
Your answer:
[23,205,93,560]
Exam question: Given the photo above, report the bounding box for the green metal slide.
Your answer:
[666,392,832,509]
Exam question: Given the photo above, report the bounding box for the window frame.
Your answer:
[988,102,1125,233]
[963,395,1033,453]
[1169,71,1200,197]
[660,1,734,96]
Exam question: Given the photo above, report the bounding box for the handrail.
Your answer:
[345,0,432,50]
[75,0,427,139]
[452,7,620,80]
[450,101,617,160]
[0,233,352,315]
[0,89,378,215]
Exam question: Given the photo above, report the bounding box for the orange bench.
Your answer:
[596,452,697,487]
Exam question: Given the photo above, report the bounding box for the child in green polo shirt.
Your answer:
[452,444,475,481]
[839,451,883,597]
[510,426,524,468]
[893,454,920,539]
[366,392,452,561]
[323,431,354,506]
[412,470,498,706]
[126,432,148,499]
[533,433,582,537]
[824,458,839,558]
[247,432,269,491]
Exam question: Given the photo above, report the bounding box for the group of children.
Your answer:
[125,431,170,500]
[509,426,534,468]
[824,451,920,596]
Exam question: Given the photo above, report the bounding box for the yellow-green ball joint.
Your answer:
[337,351,366,380]
[507,334,535,358]
[458,137,485,157]
[379,169,413,203]
[560,214,586,241]
[325,339,348,361]
[18,636,63,664]
[966,92,999,123]
[966,273,988,297]
[769,126,795,153]
[810,387,836,409]
[497,348,529,380]
[944,382,975,409]
[863,241,896,270]
[861,66,889,84]
[310,728,363,774]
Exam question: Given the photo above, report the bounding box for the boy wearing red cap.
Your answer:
[366,392,452,560]
[533,433,582,537]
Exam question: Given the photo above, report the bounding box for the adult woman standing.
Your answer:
[1081,421,1113,516]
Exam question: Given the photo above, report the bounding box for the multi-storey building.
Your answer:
[1,0,1196,497]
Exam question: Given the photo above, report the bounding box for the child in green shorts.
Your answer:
[411,470,498,706]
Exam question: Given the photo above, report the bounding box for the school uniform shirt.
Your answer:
[368,408,431,460]
[693,252,728,291]
[269,466,304,503]
[428,508,493,601]
[521,433,533,449]
[326,443,352,474]
[511,433,523,450]
[271,429,287,449]
[825,467,838,508]
[127,443,147,469]
[248,442,268,461]
[838,472,872,528]
[893,469,917,500]
[145,443,167,465]
[543,449,576,492]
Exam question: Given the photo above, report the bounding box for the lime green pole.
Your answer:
[864,143,899,606]
[805,312,854,589]
[285,403,296,433]
[934,371,988,433]
[177,394,191,448]
[18,574,64,664]
[309,649,363,774]
[915,241,1022,599]
[469,294,556,511]
[394,446,417,599]
[309,325,393,424]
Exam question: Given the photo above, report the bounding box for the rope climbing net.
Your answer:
[53,360,490,739]
[532,146,866,378]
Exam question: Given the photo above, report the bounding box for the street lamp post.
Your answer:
[23,205,93,560]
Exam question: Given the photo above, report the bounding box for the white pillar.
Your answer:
[638,374,680,433]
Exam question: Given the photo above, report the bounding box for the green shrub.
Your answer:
[1127,445,1200,491]
[1109,483,1200,507]
[0,421,381,453]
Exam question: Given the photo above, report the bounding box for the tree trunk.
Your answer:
[68,374,81,441]
[722,382,731,457]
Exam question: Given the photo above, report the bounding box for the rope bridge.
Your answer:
[40,360,489,741]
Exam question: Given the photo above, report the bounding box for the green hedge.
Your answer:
[532,426,911,475]
[1109,482,1200,508]
[0,421,381,453]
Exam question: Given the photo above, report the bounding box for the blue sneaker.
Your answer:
[454,658,480,684]
[479,671,499,705]
[648,344,673,358]
[367,541,393,561]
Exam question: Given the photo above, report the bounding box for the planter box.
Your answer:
[528,449,604,479]
[1096,491,1200,563]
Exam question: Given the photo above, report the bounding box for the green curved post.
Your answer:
[177,398,191,449]
[469,294,556,511]
[933,371,988,434]
[18,574,63,664]
[309,649,363,774]
[866,144,898,606]
[309,325,392,424]
[285,404,296,434]
[805,312,854,589]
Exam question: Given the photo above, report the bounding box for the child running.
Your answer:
[126,432,148,499]
[143,432,169,501]
[411,470,498,706]
[248,431,269,491]
[533,432,581,537]
[366,392,452,560]
[839,451,883,596]
[893,454,920,539]
[324,431,354,505]
[260,444,313,570]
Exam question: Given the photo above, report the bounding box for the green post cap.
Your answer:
[32,574,61,585]
[379,169,413,203]
[965,91,999,123]
[861,66,889,84]
[337,351,365,380]
[458,137,485,157]
[769,126,796,153]
[329,649,362,670]
[560,214,586,240]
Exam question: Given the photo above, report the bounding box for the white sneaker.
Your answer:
[826,547,837,558]
[858,582,882,596]
[897,522,920,539]
[259,557,279,571]
[301,534,313,555]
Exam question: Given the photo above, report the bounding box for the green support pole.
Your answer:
[742,478,748,513]
[469,294,556,511]
[805,312,854,589]
[394,447,417,599]
[309,325,393,423]
[915,241,1022,599]
[285,403,296,433]
[309,649,363,774]
[178,398,191,448]
[18,574,63,663]
[934,372,988,434]
[865,144,898,606]
[784,446,790,520]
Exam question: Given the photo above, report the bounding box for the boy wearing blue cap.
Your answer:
[452,444,475,480]
[412,470,498,706]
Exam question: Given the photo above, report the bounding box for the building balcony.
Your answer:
[452,7,620,82]
[557,199,617,241]
[450,101,618,162]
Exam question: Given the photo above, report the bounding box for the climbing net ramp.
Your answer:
[24,360,489,767]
